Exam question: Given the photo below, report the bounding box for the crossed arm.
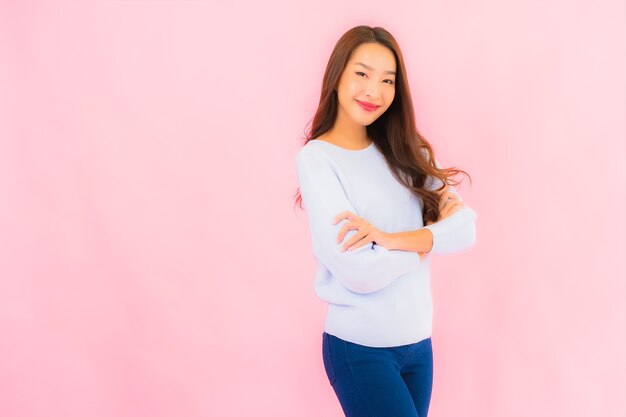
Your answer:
[330,170,477,255]
[296,145,477,294]
[332,185,476,256]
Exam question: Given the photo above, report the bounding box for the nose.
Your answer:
[365,81,381,99]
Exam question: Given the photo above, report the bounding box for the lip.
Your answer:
[356,100,380,112]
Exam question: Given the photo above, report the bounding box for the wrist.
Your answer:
[378,231,396,250]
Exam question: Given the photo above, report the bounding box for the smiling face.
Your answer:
[335,42,397,127]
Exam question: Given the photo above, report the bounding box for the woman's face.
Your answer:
[336,42,397,126]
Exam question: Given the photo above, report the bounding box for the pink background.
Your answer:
[1,1,624,416]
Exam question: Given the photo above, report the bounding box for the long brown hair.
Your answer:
[293,25,472,225]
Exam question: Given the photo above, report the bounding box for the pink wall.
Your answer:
[0,1,623,416]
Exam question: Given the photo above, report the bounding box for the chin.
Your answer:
[362,114,381,125]
[351,116,374,126]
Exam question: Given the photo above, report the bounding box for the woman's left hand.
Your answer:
[333,211,392,251]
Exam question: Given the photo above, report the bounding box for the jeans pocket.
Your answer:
[322,333,337,386]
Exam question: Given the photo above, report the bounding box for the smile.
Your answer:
[356,100,379,112]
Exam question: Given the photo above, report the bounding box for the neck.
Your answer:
[326,107,371,149]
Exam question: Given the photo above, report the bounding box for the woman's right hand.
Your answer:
[430,184,465,223]
[420,185,465,257]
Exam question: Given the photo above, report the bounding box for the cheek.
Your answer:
[346,76,365,94]
[384,90,395,105]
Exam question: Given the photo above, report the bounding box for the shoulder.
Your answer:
[295,141,344,188]
[295,140,332,168]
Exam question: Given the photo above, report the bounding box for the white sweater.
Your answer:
[295,139,478,347]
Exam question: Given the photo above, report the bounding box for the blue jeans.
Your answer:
[322,332,433,417]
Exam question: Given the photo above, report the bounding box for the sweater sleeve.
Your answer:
[421,158,478,254]
[296,145,421,294]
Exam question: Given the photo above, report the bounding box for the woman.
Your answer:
[294,25,478,417]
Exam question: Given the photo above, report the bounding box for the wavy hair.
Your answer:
[294,25,471,225]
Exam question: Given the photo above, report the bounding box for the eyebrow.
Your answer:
[354,62,396,75]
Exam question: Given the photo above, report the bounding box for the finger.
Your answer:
[440,200,458,214]
[439,194,449,211]
[443,191,458,200]
[333,210,358,225]
[336,221,360,243]
[332,211,350,224]
[345,228,374,251]
[341,230,369,251]
[347,237,372,251]
[439,192,460,210]
[441,199,463,212]
[441,200,465,217]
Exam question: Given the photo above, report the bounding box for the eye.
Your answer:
[356,71,394,85]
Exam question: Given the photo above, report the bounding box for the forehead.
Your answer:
[348,43,396,72]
